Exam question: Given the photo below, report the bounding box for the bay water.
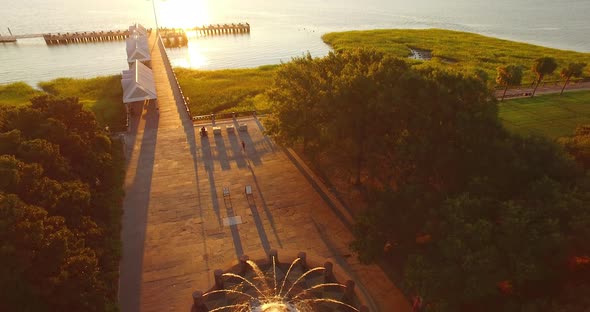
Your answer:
[1,0,588,87]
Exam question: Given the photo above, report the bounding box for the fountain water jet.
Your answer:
[191,250,368,312]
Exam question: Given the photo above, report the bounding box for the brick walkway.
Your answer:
[119,33,410,312]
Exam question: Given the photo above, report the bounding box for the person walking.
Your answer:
[412,295,423,312]
[241,140,245,152]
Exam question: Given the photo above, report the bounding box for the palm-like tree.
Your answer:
[560,62,586,95]
[531,57,558,97]
[496,65,523,101]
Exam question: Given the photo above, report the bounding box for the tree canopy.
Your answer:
[560,62,587,95]
[266,48,499,187]
[266,49,590,311]
[531,57,558,97]
[0,95,124,311]
[496,65,523,101]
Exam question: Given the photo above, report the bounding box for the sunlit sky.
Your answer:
[155,0,212,29]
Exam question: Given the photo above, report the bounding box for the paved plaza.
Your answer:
[119,33,410,312]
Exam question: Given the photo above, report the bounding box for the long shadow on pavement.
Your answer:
[247,201,272,252]
[227,131,247,168]
[119,101,159,312]
[234,121,262,167]
[224,200,245,257]
[246,162,283,249]
[214,134,231,170]
[200,136,222,225]
[205,133,244,257]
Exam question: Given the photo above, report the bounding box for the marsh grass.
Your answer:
[39,75,125,130]
[0,82,43,107]
[175,65,277,116]
[499,90,590,138]
[322,29,590,84]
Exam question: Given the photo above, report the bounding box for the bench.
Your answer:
[212,126,222,135]
[239,123,247,132]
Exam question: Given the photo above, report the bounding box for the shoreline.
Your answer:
[3,28,590,87]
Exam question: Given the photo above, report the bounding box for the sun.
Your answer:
[156,0,211,30]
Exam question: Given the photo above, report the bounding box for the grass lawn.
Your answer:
[175,65,277,116]
[499,90,590,139]
[322,29,590,84]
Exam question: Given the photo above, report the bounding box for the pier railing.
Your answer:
[192,111,258,122]
[157,34,192,119]
[3,23,248,45]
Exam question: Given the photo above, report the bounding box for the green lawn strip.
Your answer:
[322,29,590,84]
[0,82,44,107]
[38,75,126,130]
[498,91,590,138]
[175,65,277,116]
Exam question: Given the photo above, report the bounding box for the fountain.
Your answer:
[191,250,369,312]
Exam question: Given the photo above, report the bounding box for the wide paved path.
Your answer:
[119,33,410,312]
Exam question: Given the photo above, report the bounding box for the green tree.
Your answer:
[531,57,558,97]
[0,95,124,311]
[265,53,330,155]
[325,49,410,185]
[558,125,590,170]
[560,62,586,95]
[496,65,523,101]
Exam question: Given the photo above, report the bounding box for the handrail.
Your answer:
[191,111,257,122]
[157,34,192,119]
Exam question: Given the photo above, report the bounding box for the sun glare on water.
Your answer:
[156,0,211,29]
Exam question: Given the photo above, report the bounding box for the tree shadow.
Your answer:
[252,117,276,153]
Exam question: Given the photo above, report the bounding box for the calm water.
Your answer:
[1,0,589,86]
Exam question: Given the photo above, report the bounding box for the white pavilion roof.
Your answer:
[121,60,157,103]
[126,35,150,63]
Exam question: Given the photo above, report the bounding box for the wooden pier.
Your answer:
[42,30,141,45]
[192,23,250,36]
[159,29,189,47]
[0,22,249,46]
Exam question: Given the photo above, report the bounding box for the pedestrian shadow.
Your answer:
[227,132,247,168]
[214,134,231,170]
[235,129,263,166]
[200,136,222,225]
